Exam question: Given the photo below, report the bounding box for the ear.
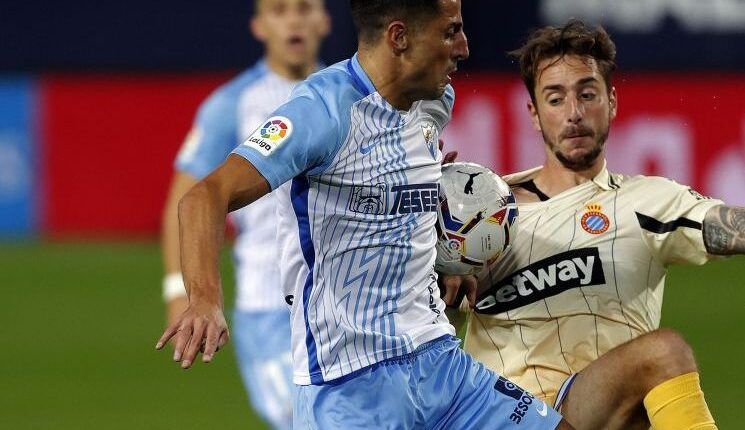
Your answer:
[319,10,332,38]
[385,21,408,54]
[250,16,266,42]
[528,100,542,132]
[608,86,618,120]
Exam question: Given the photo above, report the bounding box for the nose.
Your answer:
[567,97,583,124]
[454,31,469,61]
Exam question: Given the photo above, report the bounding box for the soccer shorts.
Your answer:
[293,335,563,429]
[233,308,294,430]
[553,373,579,412]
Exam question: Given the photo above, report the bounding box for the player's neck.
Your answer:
[357,48,416,111]
[534,153,605,197]
[264,56,315,82]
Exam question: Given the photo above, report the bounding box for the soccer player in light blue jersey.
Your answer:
[157,1,574,428]
[159,1,329,428]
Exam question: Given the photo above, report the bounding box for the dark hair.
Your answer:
[349,0,441,45]
[510,19,617,102]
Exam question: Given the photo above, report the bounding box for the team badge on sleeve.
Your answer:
[581,203,610,234]
[242,116,293,156]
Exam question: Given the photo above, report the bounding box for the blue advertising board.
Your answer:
[0,78,37,237]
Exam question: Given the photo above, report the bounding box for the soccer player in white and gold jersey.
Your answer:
[461,20,745,430]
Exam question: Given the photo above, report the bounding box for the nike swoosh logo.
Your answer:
[536,400,548,417]
[359,141,379,154]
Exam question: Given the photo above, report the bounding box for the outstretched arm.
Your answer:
[156,155,271,368]
[703,205,745,255]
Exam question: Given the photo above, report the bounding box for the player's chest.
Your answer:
[332,107,443,181]
[478,191,649,308]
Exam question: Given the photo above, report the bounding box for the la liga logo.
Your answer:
[581,203,610,235]
[261,118,290,141]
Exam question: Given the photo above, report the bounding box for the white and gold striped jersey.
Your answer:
[463,162,723,404]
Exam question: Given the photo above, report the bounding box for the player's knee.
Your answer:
[637,328,697,390]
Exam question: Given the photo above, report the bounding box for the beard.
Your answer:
[542,123,610,171]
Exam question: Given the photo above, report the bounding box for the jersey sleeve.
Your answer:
[174,90,238,180]
[231,82,339,190]
[635,177,724,266]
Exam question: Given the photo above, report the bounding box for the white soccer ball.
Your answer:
[435,162,519,275]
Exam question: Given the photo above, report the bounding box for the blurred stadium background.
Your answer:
[1,1,743,428]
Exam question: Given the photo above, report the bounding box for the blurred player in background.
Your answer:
[157,0,574,428]
[461,20,745,430]
[160,1,329,428]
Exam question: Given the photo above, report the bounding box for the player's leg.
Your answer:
[292,355,419,429]
[559,328,716,430]
[233,309,294,430]
[418,336,568,429]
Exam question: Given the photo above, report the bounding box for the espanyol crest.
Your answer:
[421,122,438,159]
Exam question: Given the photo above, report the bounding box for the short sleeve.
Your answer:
[231,83,338,190]
[174,91,238,180]
[635,177,723,266]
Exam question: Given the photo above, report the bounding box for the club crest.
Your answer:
[421,122,438,159]
[581,203,610,234]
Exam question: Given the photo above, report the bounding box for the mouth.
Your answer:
[286,35,306,50]
[562,129,593,141]
[445,67,458,83]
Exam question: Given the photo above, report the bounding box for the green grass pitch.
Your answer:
[0,242,742,429]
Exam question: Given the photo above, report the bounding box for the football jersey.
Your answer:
[232,54,455,385]
[464,162,723,404]
[175,60,301,311]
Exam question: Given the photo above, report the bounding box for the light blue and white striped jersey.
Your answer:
[176,60,302,312]
[232,54,456,385]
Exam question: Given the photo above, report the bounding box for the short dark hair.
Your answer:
[349,0,441,45]
[510,19,617,102]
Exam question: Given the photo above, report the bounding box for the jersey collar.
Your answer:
[348,53,377,97]
[590,160,619,191]
[504,160,618,191]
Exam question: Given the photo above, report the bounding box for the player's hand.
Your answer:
[439,138,458,164]
[166,296,189,327]
[438,274,478,309]
[155,299,229,369]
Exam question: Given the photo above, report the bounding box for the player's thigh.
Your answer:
[420,338,563,430]
[293,363,418,430]
[560,341,650,430]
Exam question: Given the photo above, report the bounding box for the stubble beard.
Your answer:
[543,123,610,172]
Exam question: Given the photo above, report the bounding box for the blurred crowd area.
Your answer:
[1,0,745,239]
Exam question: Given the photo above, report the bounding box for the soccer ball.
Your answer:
[435,162,519,275]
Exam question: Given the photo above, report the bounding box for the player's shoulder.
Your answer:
[282,59,369,128]
[618,173,689,193]
[198,62,269,119]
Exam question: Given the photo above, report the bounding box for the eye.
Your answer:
[548,97,562,106]
[580,91,597,101]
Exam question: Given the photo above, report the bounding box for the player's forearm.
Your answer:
[162,173,199,275]
[162,191,183,276]
[703,205,745,255]
[178,180,228,307]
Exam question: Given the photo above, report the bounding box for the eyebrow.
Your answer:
[541,76,601,93]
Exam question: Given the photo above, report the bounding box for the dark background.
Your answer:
[4,0,745,72]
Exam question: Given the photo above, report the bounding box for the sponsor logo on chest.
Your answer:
[475,247,606,314]
[347,183,439,216]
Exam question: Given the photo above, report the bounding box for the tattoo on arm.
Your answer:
[703,205,745,255]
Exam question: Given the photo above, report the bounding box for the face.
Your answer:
[252,0,330,69]
[403,0,469,100]
[528,55,617,171]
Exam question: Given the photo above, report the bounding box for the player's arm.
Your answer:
[156,155,270,369]
[161,171,198,324]
[703,205,745,255]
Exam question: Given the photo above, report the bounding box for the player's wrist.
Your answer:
[162,272,187,302]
